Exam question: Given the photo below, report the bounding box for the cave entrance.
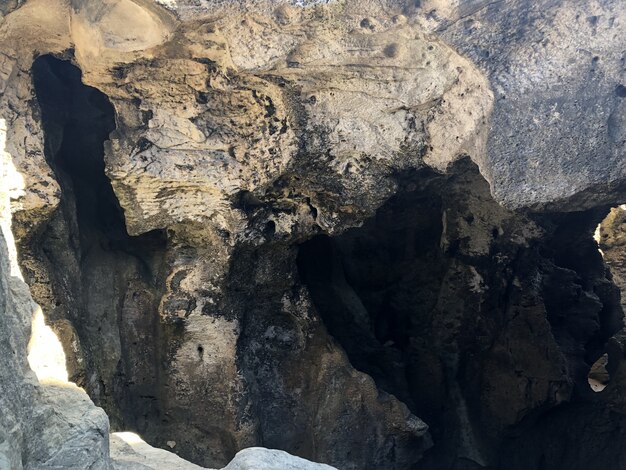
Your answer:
[31,55,125,242]
[297,160,626,470]
[28,54,167,434]
[296,165,487,469]
[296,180,447,412]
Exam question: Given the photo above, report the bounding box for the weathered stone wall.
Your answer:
[0,1,625,469]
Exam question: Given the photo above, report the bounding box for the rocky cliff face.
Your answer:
[0,0,625,469]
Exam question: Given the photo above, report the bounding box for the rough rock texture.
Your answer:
[1,125,335,470]
[0,135,111,469]
[427,0,626,210]
[220,448,337,470]
[599,206,626,314]
[298,160,623,469]
[0,0,625,469]
[110,435,336,470]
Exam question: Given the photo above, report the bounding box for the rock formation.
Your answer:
[0,0,625,469]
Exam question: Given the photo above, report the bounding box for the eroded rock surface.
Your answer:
[0,131,111,469]
[428,0,626,210]
[0,0,625,469]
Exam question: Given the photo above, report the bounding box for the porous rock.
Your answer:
[0,0,625,469]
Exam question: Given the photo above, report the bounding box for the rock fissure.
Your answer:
[25,54,168,432]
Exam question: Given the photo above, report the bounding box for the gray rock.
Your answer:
[0,177,110,469]
[430,0,626,210]
[222,448,337,470]
[110,435,337,470]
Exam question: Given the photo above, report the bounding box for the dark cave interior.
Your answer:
[298,161,626,470]
[32,54,123,242]
[297,183,447,412]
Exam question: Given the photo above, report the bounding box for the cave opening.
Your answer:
[26,54,167,434]
[296,175,447,412]
[297,159,626,470]
[31,55,127,242]
[30,55,166,249]
[297,161,492,469]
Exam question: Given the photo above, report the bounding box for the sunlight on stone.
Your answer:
[27,306,69,383]
[0,117,25,280]
[1,117,70,385]
[155,0,177,7]
[111,431,206,469]
[595,205,626,258]
[114,432,146,445]
[588,353,610,393]
[593,222,605,258]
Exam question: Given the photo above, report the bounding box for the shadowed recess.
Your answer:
[29,54,167,434]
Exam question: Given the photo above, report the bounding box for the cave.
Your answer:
[22,55,626,468]
[296,170,447,413]
[31,55,129,242]
[26,55,167,432]
[297,160,626,470]
[0,0,624,467]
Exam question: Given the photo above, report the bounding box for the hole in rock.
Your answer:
[32,55,124,240]
[587,353,610,392]
[26,55,167,436]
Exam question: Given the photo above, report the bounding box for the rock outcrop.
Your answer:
[110,434,336,470]
[1,104,335,470]
[1,122,111,468]
[0,0,625,469]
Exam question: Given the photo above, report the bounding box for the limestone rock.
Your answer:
[110,432,207,470]
[0,153,110,469]
[222,448,337,470]
[430,0,626,210]
[110,435,337,470]
[0,0,625,470]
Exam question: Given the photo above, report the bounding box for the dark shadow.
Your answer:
[297,159,626,470]
[28,54,167,433]
[297,181,447,411]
